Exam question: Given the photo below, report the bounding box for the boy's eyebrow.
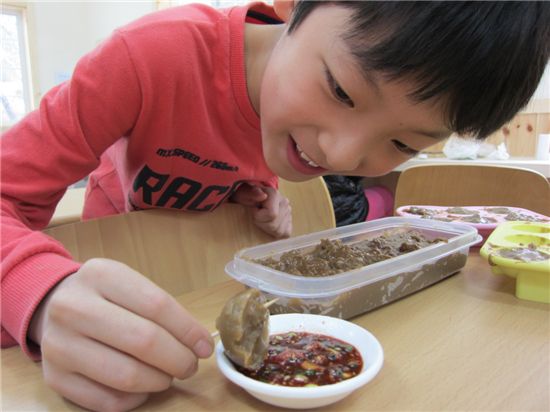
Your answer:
[352,62,450,140]
[358,69,382,98]
[342,55,380,96]
[359,72,449,140]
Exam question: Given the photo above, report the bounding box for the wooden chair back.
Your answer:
[44,177,335,295]
[279,177,335,233]
[394,164,550,216]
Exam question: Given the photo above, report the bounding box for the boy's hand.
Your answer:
[29,258,214,412]
[230,184,292,238]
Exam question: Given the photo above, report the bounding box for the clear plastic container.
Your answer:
[226,217,481,319]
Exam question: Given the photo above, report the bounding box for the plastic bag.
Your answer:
[443,136,510,160]
[443,136,480,159]
[322,175,368,226]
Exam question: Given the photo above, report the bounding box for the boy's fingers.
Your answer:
[280,205,292,237]
[79,259,214,358]
[253,203,279,223]
[43,362,149,412]
[276,207,292,237]
[231,184,267,206]
[53,294,200,380]
[43,327,174,392]
[253,188,280,221]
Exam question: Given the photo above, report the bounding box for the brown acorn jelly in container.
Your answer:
[225,217,481,319]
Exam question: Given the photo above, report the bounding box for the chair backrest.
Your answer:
[394,164,550,216]
[44,177,335,295]
[49,187,87,227]
[279,177,335,233]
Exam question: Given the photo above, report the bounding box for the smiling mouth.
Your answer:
[287,136,326,175]
[295,142,320,168]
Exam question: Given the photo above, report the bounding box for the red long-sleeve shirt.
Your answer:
[1,2,279,358]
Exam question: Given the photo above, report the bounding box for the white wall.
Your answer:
[28,1,156,102]
[26,1,550,105]
[532,64,550,100]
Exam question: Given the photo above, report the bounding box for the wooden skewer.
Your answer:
[211,298,280,338]
[263,297,279,308]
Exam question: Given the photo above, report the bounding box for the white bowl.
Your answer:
[215,313,384,409]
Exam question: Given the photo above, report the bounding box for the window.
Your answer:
[157,0,250,10]
[1,4,33,128]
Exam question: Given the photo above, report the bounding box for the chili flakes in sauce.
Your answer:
[234,332,363,387]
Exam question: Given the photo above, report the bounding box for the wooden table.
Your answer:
[2,253,549,411]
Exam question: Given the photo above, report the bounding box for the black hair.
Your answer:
[288,1,550,138]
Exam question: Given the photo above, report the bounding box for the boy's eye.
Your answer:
[325,68,354,108]
[392,139,419,156]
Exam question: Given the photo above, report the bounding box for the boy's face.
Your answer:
[259,5,451,181]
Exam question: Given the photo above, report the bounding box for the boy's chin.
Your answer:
[272,165,324,182]
[281,174,320,183]
[264,160,300,182]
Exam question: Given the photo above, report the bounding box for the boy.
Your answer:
[1,1,548,410]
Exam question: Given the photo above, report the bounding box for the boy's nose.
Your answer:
[318,130,366,172]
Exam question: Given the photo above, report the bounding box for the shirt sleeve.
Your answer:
[1,31,142,358]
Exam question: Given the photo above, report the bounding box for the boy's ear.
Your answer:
[273,0,296,23]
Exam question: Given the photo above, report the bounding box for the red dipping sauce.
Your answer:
[235,331,363,387]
